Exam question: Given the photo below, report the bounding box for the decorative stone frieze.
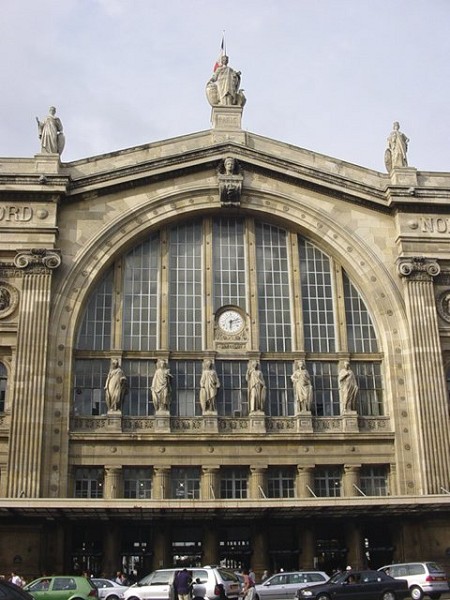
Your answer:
[0,281,19,318]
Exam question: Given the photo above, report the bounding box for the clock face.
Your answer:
[218,309,244,334]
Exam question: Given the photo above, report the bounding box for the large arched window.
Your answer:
[74,217,381,418]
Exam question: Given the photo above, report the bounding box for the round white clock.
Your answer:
[218,309,244,334]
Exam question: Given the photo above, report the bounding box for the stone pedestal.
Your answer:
[342,410,359,432]
[210,106,246,144]
[389,167,418,187]
[34,153,61,174]
[105,410,122,432]
[296,411,313,433]
[154,410,171,433]
[249,411,266,433]
[202,412,218,433]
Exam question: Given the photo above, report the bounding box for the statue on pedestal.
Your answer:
[291,359,313,412]
[339,361,359,413]
[199,359,220,413]
[385,121,409,171]
[247,360,266,413]
[151,359,172,412]
[206,55,246,107]
[36,106,65,155]
[104,359,127,412]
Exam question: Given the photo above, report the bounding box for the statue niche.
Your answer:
[218,157,243,207]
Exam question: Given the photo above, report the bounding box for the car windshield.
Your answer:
[328,572,347,584]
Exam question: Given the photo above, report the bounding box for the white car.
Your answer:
[255,571,329,600]
[92,578,128,600]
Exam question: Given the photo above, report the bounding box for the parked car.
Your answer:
[296,569,410,600]
[378,562,450,600]
[24,576,98,600]
[255,571,329,600]
[124,567,241,600]
[0,580,36,600]
[92,579,128,600]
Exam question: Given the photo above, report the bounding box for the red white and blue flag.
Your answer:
[213,34,226,72]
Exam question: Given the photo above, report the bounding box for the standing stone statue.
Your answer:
[151,359,172,412]
[206,55,246,107]
[246,360,266,413]
[339,361,359,413]
[384,121,409,171]
[291,359,313,412]
[199,359,220,413]
[104,359,127,412]
[36,106,65,155]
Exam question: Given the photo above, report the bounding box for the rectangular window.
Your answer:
[73,359,110,416]
[360,466,388,496]
[256,223,292,352]
[299,239,335,352]
[265,361,294,416]
[354,362,383,416]
[220,468,248,499]
[123,234,160,351]
[309,361,339,416]
[171,467,200,499]
[169,222,203,351]
[314,467,342,497]
[122,360,154,416]
[267,467,296,498]
[213,218,246,310]
[74,468,104,498]
[172,360,203,416]
[0,363,7,412]
[215,361,248,416]
[123,468,152,499]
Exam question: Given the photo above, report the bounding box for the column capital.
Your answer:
[397,257,440,281]
[14,248,61,271]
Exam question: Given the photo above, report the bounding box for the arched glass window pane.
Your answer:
[213,218,246,310]
[169,222,203,351]
[76,270,113,350]
[215,361,247,416]
[0,362,7,412]
[171,360,202,417]
[73,359,110,416]
[343,271,378,353]
[255,223,292,352]
[265,361,294,416]
[123,234,160,351]
[309,361,339,416]
[122,359,154,417]
[354,362,383,415]
[299,239,335,352]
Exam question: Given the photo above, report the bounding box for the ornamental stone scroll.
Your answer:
[397,257,440,281]
[14,249,62,270]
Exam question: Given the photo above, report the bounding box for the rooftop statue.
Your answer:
[36,106,65,155]
[206,55,246,107]
[384,121,409,172]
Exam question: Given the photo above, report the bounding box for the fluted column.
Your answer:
[296,465,315,498]
[201,466,220,500]
[104,466,122,499]
[6,249,61,497]
[343,465,361,497]
[398,257,450,493]
[249,466,267,499]
[152,466,170,499]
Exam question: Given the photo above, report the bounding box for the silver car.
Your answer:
[378,562,450,600]
[255,571,329,600]
[92,579,128,600]
[124,567,241,600]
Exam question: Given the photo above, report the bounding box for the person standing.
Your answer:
[174,568,192,600]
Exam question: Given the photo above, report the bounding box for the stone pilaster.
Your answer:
[249,466,267,498]
[296,465,315,498]
[343,464,361,497]
[201,466,220,500]
[104,466,122,499]
[397,257,450,493]
[202,525,219,566]
[6,249,61,497]
[345,522,363,569]
[152,466,170,499]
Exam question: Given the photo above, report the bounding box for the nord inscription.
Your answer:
[0,206,33,222]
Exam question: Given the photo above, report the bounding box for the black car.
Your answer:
[0,581,36,600]
[297,569,410,600]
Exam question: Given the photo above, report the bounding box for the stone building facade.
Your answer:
[0,81,450,579]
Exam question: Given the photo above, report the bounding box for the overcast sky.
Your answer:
[1,0,449,172]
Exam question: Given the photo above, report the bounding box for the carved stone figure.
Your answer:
[291,359,313,412]
[199,359,220,413]
[36,106,65,154]
[0,286,11,311]
[246,360,266,413]
[218,157,243,207]
[151,359,172,412]
[206,55,246,107]
[104,359,127,412]
[385,121,409,171]
[339,361,359,412]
